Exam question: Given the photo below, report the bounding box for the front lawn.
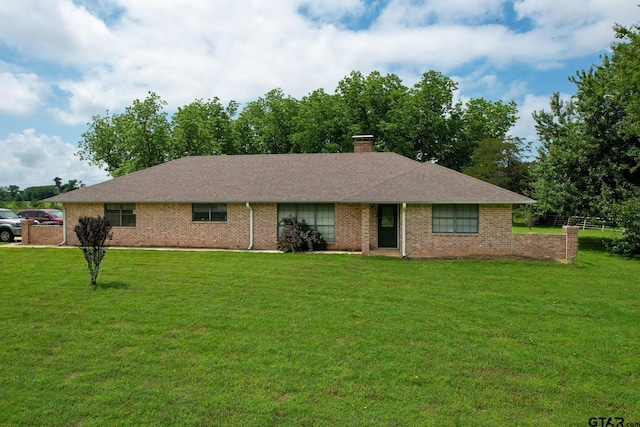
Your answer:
[0,237,638,426]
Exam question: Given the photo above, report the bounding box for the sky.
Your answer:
[1,0,639,190]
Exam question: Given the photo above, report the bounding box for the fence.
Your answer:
[543,215,617,230]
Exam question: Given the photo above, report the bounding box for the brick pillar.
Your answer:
[361,204,370,255]
[563,226,579,260]
[20,220,32,244]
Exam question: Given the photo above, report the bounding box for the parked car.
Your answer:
[17,209,64,225]
[0,208,22,242]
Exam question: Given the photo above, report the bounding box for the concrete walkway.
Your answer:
[2,239,363,255]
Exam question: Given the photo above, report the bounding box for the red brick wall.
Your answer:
[404,204,578,260]
[510,226,578,260]
[58,202,578,260]
[333,204,362,251]
[64,204,103,247]
[64,203,256,249]
[20,220,64,245]
[251,204,277,250]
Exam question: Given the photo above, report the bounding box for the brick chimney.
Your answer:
[352,135,374,153]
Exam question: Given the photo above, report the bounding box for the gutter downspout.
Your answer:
[59,207,67,246]
[246,202,254,250]
[401,203,407,259]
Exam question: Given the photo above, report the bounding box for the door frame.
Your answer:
[377,204,398,248]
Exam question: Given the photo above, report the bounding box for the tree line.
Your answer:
[78,70,531,194]
[0,178,84,206]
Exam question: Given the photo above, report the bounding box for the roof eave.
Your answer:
[49,198,536,204]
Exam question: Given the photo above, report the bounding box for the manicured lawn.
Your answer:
[0,233,638,426]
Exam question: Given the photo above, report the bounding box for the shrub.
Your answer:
[74,216,113,286]
[515,205,538,229]
[277,217,326,253]
[606,197,640,257]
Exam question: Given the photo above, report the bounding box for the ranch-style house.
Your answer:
[42,136,578,260]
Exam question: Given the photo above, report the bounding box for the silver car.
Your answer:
[0,208,22,242]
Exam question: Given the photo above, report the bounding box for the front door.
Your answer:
[378,204,398,248]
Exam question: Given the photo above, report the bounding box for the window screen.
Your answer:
[192,203,227,222]
[105,203,136,227]
[432,204,478,233]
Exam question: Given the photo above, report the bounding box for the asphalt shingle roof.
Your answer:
[46,153,534,204]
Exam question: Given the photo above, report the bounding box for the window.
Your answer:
[105,203,136,227]
[432,204,478,233]
[278,203,335,242]
[192,203,227,222]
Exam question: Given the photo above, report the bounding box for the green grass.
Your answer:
[1,232,639,426]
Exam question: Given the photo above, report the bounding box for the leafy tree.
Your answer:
[74,216,113,286]
[171,98,238,156]
[22,185,60,201]
[531,28,640,218]
[74,70,524,179]
[4,185,21,199]
[336,71,411,155]
[64,179,84,192]
[406,71,464,167]
[531,21,640,254]
[0,186,20,203]
[53,177,62,192]
[233,89,299,154]
[462,137,532,193]
[291,89,351,153]
[606,197,640,256]
[462,99,519,141]
[54,177,84,193]
[529,94,584,216]
[611,23,640,140]
[78,92,171,177]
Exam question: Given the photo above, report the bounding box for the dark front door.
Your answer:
[378,204,398,248]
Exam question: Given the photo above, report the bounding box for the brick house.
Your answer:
[45,136,578,260]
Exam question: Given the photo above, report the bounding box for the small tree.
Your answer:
[74,216,113,286]
[277,217,326,252]
[519,205,538,230]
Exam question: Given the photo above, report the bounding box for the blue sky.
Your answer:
[1,0,638,189]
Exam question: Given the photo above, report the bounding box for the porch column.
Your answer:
[361,204,370,255]
[401,202,407,258]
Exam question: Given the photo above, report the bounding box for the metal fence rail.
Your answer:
[540,214,618,230]
[566,216,618,230]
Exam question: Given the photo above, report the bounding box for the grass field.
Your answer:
[0,230,638,426]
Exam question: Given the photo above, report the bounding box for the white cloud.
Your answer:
[376,0,504,27]
[0,72,46,117]
[0,0,113,66]
[8,0,631,127]
[45,0,362,123]
[0,129,110,188]
[298,0,364,22]
[514,0,636,28]
[51,77,132,125]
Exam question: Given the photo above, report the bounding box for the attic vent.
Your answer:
[352,135,374,153]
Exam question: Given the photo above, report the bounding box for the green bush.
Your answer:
[606,197,640,257]
[277,217,326,252]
